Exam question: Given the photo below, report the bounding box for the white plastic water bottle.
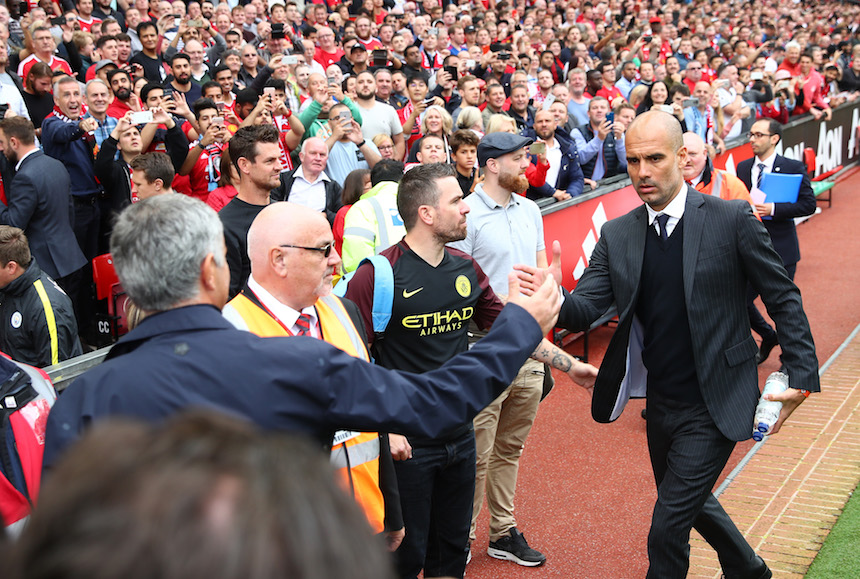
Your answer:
[752,372,789,441]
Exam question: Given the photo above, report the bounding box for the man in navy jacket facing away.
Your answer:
[43,194,565,471]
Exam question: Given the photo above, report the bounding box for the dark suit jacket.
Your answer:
[272,166,343,225]
[0,151,86,280]
[736,155,816,267]
[557,188,819,441]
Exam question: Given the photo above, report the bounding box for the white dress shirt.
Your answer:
[644,184,687,239]
[247,275,320,338]
[751,152,777,191]
[289,166,330,213]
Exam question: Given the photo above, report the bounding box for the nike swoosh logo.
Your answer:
[402,287,424,298]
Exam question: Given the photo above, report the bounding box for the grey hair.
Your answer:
[84,78,109,94]
[110,195,225,312]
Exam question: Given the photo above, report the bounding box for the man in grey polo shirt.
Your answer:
[448,133,548,568]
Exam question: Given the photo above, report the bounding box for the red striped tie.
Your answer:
[295,313,313,336]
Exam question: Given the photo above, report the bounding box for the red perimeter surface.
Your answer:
[464,169,860,578]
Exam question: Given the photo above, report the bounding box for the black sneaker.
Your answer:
[487,528,546,567]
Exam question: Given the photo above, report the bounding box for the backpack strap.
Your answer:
[333,254,394,335]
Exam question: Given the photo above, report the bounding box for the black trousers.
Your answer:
[747,263,796,340]
[645,397,758,579]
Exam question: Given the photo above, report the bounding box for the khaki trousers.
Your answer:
[470,358,544,542]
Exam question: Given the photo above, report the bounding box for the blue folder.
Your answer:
[761,172,802,204]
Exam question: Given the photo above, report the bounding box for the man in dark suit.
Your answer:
[736,118,816,364]
[0,117,87,301]
[520,111,819,578]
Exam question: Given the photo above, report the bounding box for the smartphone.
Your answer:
[750,71,763,80]
[427,28,438,36]
[659,104,674,114]
[498,53,511,61]
[465,59,476,68]
[372,49,388,67]
[542,93,556,110]
[605,111,614,123]
[283,55,300,65]
[50,16,65,26]
[422,96,436,106]
[212,116,224,127]
[327,76,338,86]
[642,35,653,43]
[444,65,458,80]
[163,84,175,98]
[263,86,276,96]
[681,97,699,108]
[187,19,203,28]
[216,102,227,112]
[129,110,154,124]
[528,142,546,156]
[271,23,285,40]
[173,16,181,27]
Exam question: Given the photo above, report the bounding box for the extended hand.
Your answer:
[514,239,563,296]
[506,271,560,336]
[568,361,598,393]
[764,388,808,435]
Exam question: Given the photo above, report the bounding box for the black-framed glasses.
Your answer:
[280,243,333,257]
[748,132,773,140]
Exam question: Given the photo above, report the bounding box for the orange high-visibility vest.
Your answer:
[694,169,762,221]
[223,292,386,533]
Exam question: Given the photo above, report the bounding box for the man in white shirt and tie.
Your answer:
[736,118,816,363]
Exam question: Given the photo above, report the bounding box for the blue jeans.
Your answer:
[394,430,476,579]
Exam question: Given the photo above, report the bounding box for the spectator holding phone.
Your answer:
[322,103,381,185]
[175,98,228,203]
[571,96,626,183]
[526,109,584,201]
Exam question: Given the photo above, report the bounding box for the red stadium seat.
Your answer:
[92,254,129,343]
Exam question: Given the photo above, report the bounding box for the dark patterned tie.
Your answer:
[656,214,670,241]
[295,313,313,336]
[756,163,766,190]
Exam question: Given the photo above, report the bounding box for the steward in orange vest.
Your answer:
[691,162,761,221]
[223,288,400,536]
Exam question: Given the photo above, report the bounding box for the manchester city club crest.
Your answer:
[455,275,471,298]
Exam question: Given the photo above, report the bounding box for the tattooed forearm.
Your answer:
[530,339,573,372]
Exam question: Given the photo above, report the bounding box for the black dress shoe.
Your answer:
[757,335,779,365]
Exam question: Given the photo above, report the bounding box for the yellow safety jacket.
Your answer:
[223,291,386,533]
